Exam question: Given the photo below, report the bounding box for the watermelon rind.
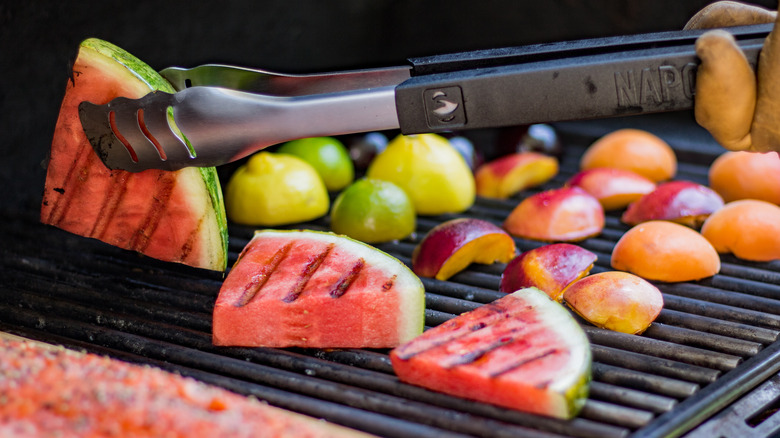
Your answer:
[41,38,228,271]
[390,287,591,419]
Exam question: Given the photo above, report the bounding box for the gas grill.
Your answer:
[3,110,780,437]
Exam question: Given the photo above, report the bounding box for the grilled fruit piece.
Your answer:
[708,151,780,205]
[566,167,656,211]
[390,287,591,419]
[213,229,425,348]
[701,199,780,262]
[500,243,597,302]
[611,220,721,282]
[0,339,374,437]
[412,218,516,281]
[621,180,724,228]
[580,129,677,182]
[503,186,604,242]
[563,271,664,335]
[474,152,559,199]
[40,38,228,271]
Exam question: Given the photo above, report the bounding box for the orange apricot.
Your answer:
[611,220,720,282]
[580,129,677,182]
[700,199,780,262]
[708,151,780,205]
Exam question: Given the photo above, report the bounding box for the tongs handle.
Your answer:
[395,24,771,134]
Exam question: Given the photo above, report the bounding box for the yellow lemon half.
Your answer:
[225,152,329,226]
[367,133,475,215]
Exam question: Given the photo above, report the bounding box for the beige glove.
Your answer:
[686,1,780,152]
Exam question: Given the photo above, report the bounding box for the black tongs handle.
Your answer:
[396,24,772,134]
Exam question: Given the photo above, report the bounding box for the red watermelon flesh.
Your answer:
[212,230,425,348]
[390,287,591,419]
[0,339,374,437]
[40,38,228,271]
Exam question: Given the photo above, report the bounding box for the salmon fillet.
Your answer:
[0,339,373,438]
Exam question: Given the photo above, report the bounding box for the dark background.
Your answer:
[2,0,776,216]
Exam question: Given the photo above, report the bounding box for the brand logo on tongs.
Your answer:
[424,86,466,128]
[614,62,698,108]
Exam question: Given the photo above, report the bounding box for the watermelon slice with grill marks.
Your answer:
[212,229,425,348]
[40,38,228,271]
[390,287,591,419]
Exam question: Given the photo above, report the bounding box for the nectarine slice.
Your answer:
[412,218,516,281]
[503,187,604,242]
[611,220,720,282]
[621,180,724,228]
[708,151,780,205]
[701,199,780,262]
[563,271,663,335]
[566,167,656,210]
[580,129,677,182]
[475,152,559,199]
[500,243,597,302]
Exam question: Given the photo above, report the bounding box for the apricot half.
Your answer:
[566,167,656,210]
[475,152,559,199]
[503,187,604,242]
[708,151,780,205]
[500,243,597,302]
[563,271,664,335]
[621,180,724,228]
[611,220,720,282]
[701,199,780,262]
[580,129,677,182]
[412,218,516,281]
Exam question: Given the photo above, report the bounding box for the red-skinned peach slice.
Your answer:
[611,220,720,282]
[499,243,597,302]
[503,187,605,242]
[475,152,559,199]
[621,180,724,228]
[566,167,656,211]
[563,271,663,335]
[412,218,516,281]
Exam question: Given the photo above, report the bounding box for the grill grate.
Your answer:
[4,120,780,437]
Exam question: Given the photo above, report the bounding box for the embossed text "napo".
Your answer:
[614,63,697,107]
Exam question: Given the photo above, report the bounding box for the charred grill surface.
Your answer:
[4,124,780,438]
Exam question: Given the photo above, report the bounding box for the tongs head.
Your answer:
[79,92,192,172]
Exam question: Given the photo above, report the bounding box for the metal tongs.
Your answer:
[79,24,771,172]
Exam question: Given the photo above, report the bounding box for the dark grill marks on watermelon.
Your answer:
[439,326,528,369]
[90,170,131,239]
[234,242,294,307]
[129,172,177,252]
[283,243,335,303]
[488,348,560,378]
[392,303,512,360]
[43,136,95,227]
[329,258,365,298]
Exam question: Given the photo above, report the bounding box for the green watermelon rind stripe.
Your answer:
[80,38,229,270]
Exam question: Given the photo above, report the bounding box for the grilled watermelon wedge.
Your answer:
[40,38,228,271]
[212,229,425,348]
[0,339,374,437]
[390,287,591,419]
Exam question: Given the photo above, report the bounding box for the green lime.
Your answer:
[330,178,416,243]
[277,137,355,191]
